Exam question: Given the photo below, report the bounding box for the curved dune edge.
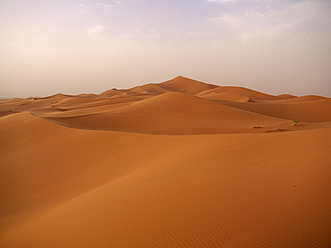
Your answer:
[1,112,331,248]
[217,98,331,123]
[284,95,327,102]
[1,76,331,247]
[197,92,252,102]
[197,85,280,101]
[35,92,330,135]
[1,76,330,122]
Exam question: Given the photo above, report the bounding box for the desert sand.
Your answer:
[1,76,331,248]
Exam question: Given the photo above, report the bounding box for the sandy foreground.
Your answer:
[1,76,331,247]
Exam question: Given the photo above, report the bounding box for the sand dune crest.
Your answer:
[1,76,331,248]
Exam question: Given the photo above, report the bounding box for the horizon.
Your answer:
[1,75,330,99]
[1,0,331,98]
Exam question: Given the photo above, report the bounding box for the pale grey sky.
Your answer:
[0,0,330,98]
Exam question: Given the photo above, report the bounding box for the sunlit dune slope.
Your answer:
[1,76,330,122]
[128,84,170,95]
[40,92,293,134]
[1,76,331,248]
[0,94,149,117]
[198,92,252,102]
[158,76,218,94]
[97,76,214,97]
[0,112,330,248]
[218,99,331,122]
[284,95,327,102]
[52,95,149,111]
[277,94,296,99]
[39,93,71,100]
[98,89,128,98]
[197,85,280,101]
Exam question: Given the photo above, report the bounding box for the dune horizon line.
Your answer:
[1,73,331,247]
[2,75,330,99]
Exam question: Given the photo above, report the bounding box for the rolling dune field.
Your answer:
[1,76,331,248]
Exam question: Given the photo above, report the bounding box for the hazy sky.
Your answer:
[1,0,330,98]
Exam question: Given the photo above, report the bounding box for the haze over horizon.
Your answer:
[1,0,331,98]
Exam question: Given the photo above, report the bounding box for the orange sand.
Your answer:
[1,76,331,248]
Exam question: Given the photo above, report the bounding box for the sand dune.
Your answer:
[0,97,61,115]
[1,76,331,248]
[137,83,171,94]
[98,88,129,98]
[218,99,331,122]
[40,93,73,100]
[198,92,252,102]
[127,84,170,95]
[197,86,280,101]
[39,92,298,134]
[157,76,218,94]
[284,95,327,102]
[277,94,296,99]
[0,110,16,117]
[1,112,331,248]
[97,76,213,97]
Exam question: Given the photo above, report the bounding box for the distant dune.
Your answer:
[197,85,279,101]
[197,92,252,102]
[1,76,331,248]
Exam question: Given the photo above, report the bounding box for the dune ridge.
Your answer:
[1,112,331,247]
[1,76,331,248]
[38,92,323,135]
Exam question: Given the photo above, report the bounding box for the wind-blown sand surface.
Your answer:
[1,76,331,247]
